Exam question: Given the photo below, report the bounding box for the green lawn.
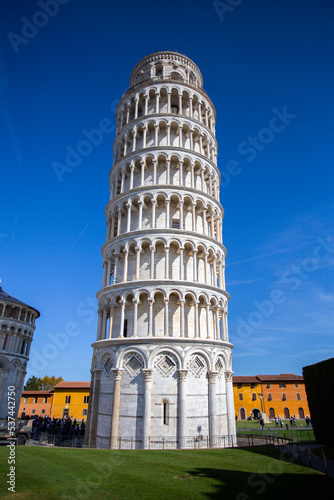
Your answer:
[236,419,310,429]
[0,445,332,499]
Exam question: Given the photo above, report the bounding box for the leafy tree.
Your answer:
[24,375,63,391]
[24,376,42,391]
[40,375,63,390]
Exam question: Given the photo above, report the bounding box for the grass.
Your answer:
[236,419,310,429]
[0,445,332,499]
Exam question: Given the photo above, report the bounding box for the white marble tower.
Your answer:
[86,51,236,449]
[0,286,39,418]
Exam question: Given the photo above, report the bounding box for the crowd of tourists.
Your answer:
[21,414,86,440]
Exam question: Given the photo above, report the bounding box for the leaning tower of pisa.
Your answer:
[86,51,236,449]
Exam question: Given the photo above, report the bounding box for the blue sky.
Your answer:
[1,0,333,382]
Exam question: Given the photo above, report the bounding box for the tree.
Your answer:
[40,375,63,390]
[24,376,42,391]
[24,375,63,391]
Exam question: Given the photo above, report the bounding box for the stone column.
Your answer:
[114,254,119,283]
[126,203,132,232]
[101,308,107,340]
[144,94,149,115]
[150,245,155,279]
[140,160,145,185]
[154,124,159,146]
[121,168,126,192]
[208,371,218,447]
[107,258,112,286]
[192,203,196,231]
[179,300,185,337]
[179,125,183,148]
[152,159,157,185]
[119,300,125,337]
[96,310,102,341]
[194,300,199,338]
[110,369,123,449]
[142,369,153,449]
[89,369,101,448]
[138,201,143,229]
[143,125,147,148]
[151,199,156,228]
[135,247,141,280]
[148,298,154,337]
[167,91,171,113]
[179,200,184,229]
[164,298,169,336]
[117,208,122,235]
[166,159,170,183]
[130,162,135,189]
[134,96,139,119]
[179,247,184,280]
[108,306,114,339]
[178,369,188,449]
[123,249,129,282]
[206,304,211,339]
[165,199,170,228]
[215,308,220,340]
[164,246,170,279]
[102,261,107,288]
[132,299,138,337]
[225,371,236,446]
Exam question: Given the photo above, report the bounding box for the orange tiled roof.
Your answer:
[54,382,91,389]
[256,374,303,382]
[22,390,53,395]
[233,376,259,383]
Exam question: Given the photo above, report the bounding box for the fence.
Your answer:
[109,434,237,450]
[275,441,334,478]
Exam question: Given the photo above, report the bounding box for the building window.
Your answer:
[24,397,28,403]
[84,396,89,404]
[295,383,299,388]
[41,409,45,414]
[282,393,287,401]
[268,393,272,401]
[239,394,243,401]
[279,383,286,388]
[252,393,257,401]
[31,409,35,414]
[82,409,88,416]
[65,395,71,404]
[266,383,271,388]
[123,319,128,338]
[33,397,37,404]
[238,383,242,389]
[43,397,47,404]
[163,400,169,425]
[251,383,255,389]
[296,393,301,400]
[172,219,180,229]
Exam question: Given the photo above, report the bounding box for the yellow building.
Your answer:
[51,382,90,420]
[233,376,263,420]
[233,374,310,421]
